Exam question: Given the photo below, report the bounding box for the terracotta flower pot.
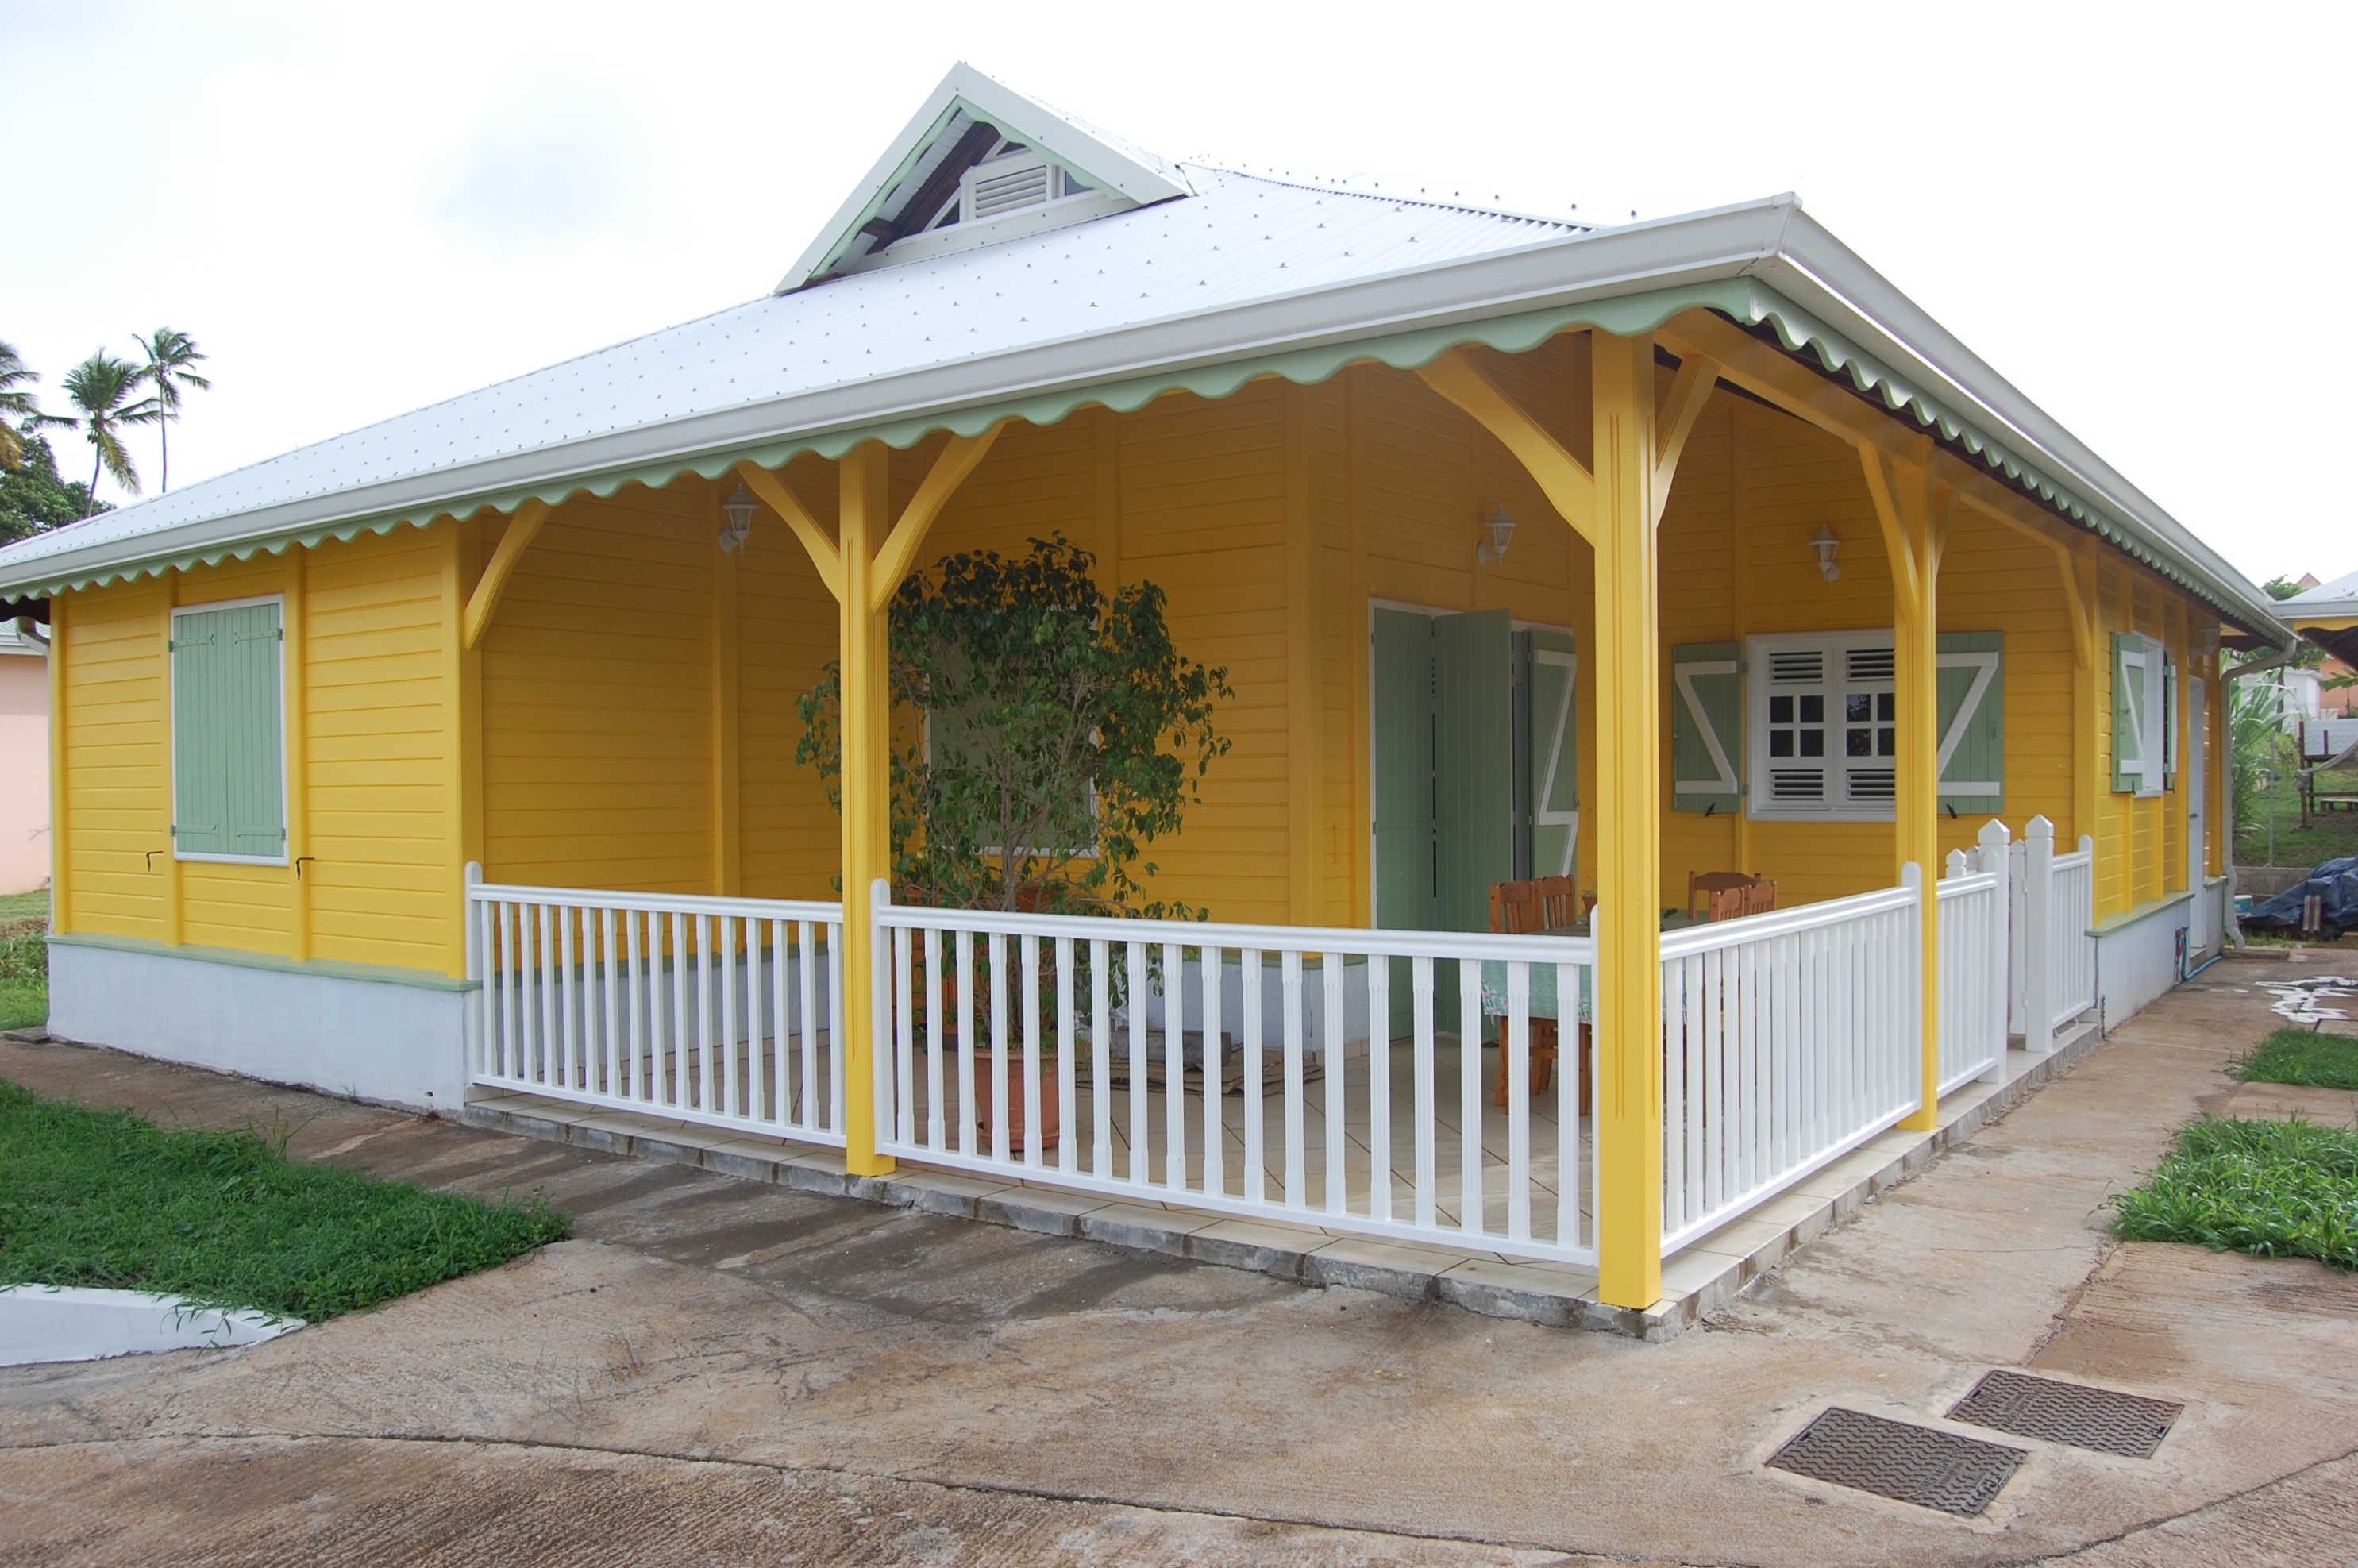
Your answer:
[983,1054,1062,1150]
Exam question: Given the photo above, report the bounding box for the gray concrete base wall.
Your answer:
[47,938,470,1113]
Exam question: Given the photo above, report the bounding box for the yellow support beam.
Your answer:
[1589,330,1665,1310]
[460,499,551,651]
[1859,445,1948,1131]
[1416,349,1597,540]
[741,430,1008,1178]
[284,549,311,962]
[1652,353,1720,526]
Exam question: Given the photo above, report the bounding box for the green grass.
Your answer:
[2229,1027,2358,1091]
[0,905,44,1032]
[0,1078,569,1320]
[2237,768,2358,870]
[2108,1117,2358,1270]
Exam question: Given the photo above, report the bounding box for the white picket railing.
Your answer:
[1658,870,1925,1254]
[871,888,1597,1266]
[465,869,846,1146]
[2009,817,2098,1050]
[1937,820,2013,1095]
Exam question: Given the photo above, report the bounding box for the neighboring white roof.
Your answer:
[2279,567,2358,619]
[0,66,2294,649]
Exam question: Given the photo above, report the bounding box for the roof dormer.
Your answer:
[778,64,1191,291]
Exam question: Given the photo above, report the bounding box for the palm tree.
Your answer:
[135,328,210,492]
[61,353,160,518]
[0,340,57,471]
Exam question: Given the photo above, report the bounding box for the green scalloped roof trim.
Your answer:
[9,275,2262,633]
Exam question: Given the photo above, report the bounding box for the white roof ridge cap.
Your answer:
[1191,164,1591,233]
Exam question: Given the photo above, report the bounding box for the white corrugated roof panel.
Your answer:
[0,167,1582,588]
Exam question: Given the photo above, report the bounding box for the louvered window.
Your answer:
[1748,630,1898,819]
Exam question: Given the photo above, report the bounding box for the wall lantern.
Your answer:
[1475,506,1518,566]
[1809,525,1841,583]
[719,484,757,553]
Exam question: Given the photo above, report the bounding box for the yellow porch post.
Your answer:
[1861,447,1948,1130]
[735,426,1006,1178]
[838,444,893,1176]
[1589,331,1666,1308]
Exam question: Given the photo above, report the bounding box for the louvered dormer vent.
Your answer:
[959,152,1082,222]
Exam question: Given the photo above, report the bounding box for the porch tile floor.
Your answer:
[464,1015,2101,1340]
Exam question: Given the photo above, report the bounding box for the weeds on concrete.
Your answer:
[2230,1027,2358,1092]
[0,1078,569,1319]
[2109,1116,2358,1270]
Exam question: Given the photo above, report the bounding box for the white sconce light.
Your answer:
[1476,506,1518,566]
[1809,525,1841,583]
[719,484,757,553]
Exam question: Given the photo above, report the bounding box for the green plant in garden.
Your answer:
[0,1079,568,1320]
[2229,1027,2358,1092]
[798,534,1231,919]
[2107,1116,2358,1270]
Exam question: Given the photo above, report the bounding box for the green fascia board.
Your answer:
[2087,886,2196,938]
[13,276,2250,630]
[48,930,477,992]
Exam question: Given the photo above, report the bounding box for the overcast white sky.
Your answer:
[6,0,2350,585]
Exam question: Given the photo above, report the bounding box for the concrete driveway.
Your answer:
[4,954,2356,1566]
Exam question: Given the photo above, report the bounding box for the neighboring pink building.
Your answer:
[0,620,49,896]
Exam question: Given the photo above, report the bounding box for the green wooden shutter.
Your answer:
[224,603,287,856]
[1935,630,2005,815]
[173,602,284,859]
[171,609,229,855]
[2162,649,2179,787]
[1670,642,1743,813]
[1370,609,1437,934]
[1524,628,1578,878]
[2111,631,2146,795]
[1431,609,1512,934]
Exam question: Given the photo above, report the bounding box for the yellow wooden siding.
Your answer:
[480,486,715,892]
[54,530,459,972]
[304,529,456,969]
[58,579,171,940]
[737,454,842,901]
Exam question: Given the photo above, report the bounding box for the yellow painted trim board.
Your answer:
[1284,382,1320,924]
[159,577,182,949]
[712,495,743,898]
[438,527,470,977]
[45,593,68,934]
[284,549,312,961]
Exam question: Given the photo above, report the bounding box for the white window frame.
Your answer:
[1745,629,1900,823]
[169,593,291,867]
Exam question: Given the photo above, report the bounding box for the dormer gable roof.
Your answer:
[778,63,1192,291]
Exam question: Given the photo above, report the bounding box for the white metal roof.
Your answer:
[2279,567,2358,620]
[0,66,2294,649]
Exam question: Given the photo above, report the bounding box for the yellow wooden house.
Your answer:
[0,66,2296,1318]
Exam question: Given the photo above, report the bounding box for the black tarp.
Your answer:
[2245,856,2358,937]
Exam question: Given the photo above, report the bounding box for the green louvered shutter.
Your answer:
[224,603,287,856]
[2162,649,2179,788]
[1524,629,1578,878]
[1431,609,1512,934]
[2112,631,2148,796]
[1935,631,2005,815]
[173,602,284,859]
[171,610,229,855]
[1670,642,1743,813]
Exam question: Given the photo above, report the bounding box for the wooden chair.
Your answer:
[1488,876,1579,1110]
[1687,870,1761,922]
[1738,879,1779,918]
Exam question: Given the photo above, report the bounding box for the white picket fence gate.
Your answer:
[1656,870,1926,1252]
[1937,820,2013,1094]
[872,890,1597,1265]
[2009,816,2099,1051]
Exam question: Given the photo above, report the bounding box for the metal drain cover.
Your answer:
[1767,1407,2025,1516]
[1948,1369,2183,1458]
